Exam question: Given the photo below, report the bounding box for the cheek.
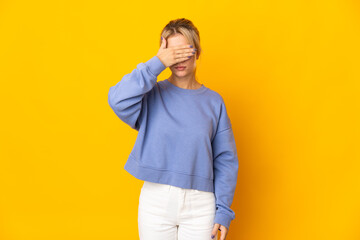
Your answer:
[187,57,196,66]
[191,59,196,68]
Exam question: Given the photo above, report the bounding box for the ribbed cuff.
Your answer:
[145,55,166,76]
[214,212,233,230]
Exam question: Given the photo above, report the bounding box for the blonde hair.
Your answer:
[160,18,202,59]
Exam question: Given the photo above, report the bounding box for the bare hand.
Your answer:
[211,223,228,240]
[156,37,196,68]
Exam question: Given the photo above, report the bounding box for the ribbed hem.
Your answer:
[124,154,214,192]
[145,56,167,76]
[214,212,233,230]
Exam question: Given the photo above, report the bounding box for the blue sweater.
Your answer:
[108,55,239,229]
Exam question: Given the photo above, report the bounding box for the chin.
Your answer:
[175,72,190,77]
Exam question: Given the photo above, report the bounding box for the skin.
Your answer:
[156,33,203,90]
[157,33,230,240]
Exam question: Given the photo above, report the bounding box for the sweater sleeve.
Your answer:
[108,55,166,131]
[212,98,239,230]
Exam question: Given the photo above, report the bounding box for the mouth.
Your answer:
[175,66,186,70]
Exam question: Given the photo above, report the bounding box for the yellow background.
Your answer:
[1,0,360,239]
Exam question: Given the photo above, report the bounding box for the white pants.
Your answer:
[138,181,218,240]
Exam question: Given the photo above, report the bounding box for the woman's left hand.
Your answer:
[211,223,228,240]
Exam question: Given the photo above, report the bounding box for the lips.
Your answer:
[175,66,186,70]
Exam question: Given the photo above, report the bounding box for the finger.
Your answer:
[220,231,225,240]
[160,36,167,49]
[174,48,196,56]
[220,226,228,240]
[174,56,193,64]
[174,54,194,61]
[211,224,220,239]
[174,51,196,60]
[172,44,194,50]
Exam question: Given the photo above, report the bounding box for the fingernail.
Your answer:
[161,36,163,40]
[190,45,193,48]
[211,234,215,239]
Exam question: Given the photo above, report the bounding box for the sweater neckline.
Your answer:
[163,79,208,95]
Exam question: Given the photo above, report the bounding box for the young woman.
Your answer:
[108,18,239,240]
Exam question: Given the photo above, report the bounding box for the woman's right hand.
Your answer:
[156,37,196,68]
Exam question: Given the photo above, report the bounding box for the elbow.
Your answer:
[108,85,121,106]
[108,87,125,112]
[108,87,115,108]
[108,91,114,110]
[108,87,125,117]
